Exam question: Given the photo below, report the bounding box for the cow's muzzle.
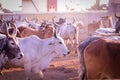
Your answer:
[17,52,24,59]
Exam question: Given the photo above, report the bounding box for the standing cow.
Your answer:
[78,35,120,80]
[53,17,78,53]
[10,31,69,80]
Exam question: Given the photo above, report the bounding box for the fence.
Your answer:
[0,11,112,26]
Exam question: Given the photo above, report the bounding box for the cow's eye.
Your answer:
[11,42,15,45]
[59,42,62,44]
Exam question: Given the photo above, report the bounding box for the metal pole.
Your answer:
[31,0,39,13]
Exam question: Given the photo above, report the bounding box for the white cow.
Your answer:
[55,23,78,52]
[53,17,78,52]
[10,34,69,80]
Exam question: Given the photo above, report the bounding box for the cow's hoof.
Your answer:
[39,71,44,79]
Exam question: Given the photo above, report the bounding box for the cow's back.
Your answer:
[84,38,120,79]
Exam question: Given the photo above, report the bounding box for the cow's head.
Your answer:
[48,30,70,56]
[0,21,23,74]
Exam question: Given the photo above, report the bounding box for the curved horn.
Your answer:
[11,16,15,23]
[52,16,56,23]
[9,23,17,36]
[31,17,38,23]
[53,28,57,38]
[24,17,29,23]
[3,21,10,37]
[115,13,119,19]
[18,16,21,21]
[72,17,75,24]
[35,16,39,23]
[52,16,61,27]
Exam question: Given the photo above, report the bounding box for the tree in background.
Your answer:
[87,0,108,10]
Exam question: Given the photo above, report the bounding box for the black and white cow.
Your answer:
[0,20,23,75]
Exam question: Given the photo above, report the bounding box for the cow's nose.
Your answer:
[18,54,23,59]
[67,51,70,54]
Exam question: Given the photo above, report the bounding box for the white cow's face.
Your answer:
[49,36,69,56]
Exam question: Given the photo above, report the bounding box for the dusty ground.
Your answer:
[0,54,79,80]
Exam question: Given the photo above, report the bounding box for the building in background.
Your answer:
[0,0,108,13]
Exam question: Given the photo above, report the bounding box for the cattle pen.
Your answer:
[0,11,118,80]
[0,11,112,25]
[0,11,114,40]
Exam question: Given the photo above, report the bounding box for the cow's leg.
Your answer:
[32,67,44,79]
[78,48,87,80]
[0,70,3,76]
[0,65,3,76]
[69,36,75,53]
[38,70,44,79]
[24,63,31,80]
[0,68,3,76]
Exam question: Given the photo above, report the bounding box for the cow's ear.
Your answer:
[53,28,58,39]
[49,39,55,45]
[0,20,2,26]
[48,42,55,45]
[0,38,6,54]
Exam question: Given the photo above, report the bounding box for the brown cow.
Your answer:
[87,21,101,35]
[20,22,54,39]
[88,16,113,35]
[78,36,120,80]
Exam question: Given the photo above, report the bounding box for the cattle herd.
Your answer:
[0,14,120,80]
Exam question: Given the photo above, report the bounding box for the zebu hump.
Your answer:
[78,37,100,54]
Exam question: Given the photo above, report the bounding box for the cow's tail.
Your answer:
[78,42,87,80]
[78,37,100,80]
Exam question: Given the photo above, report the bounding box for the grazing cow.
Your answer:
[114,13,120,33]
[0,20,23,75]
[10,32,69,80]
[20,21,54,39]
[78,35,120,80]
[53,17,78,52]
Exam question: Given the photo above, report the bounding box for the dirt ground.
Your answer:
[0,53,79,80]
